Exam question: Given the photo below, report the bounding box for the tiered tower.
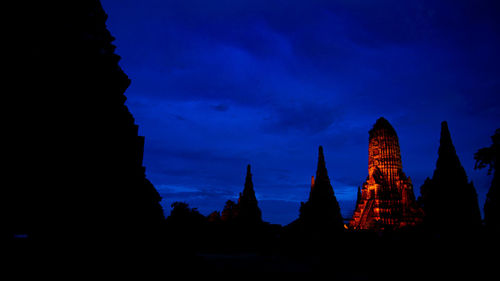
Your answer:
[420,122,481,232]
[350,118,422,230]
[297,146,344,232]
[237,165,263,224]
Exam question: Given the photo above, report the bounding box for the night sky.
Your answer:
[101,0,499,225]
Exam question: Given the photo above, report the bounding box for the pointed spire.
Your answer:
[245,164,252,186]
[434,121,467,182]
[438,121,457,158]
[316,145,330,184]
[308,146,335,201]
[299,145,344,231]
[237,164,262,223]
[420,121,482,232]
[241,164,257,202]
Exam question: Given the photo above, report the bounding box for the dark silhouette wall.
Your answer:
[5,1,165,245]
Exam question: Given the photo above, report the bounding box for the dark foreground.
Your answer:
[197,232,497,278]
[6,229,498,279]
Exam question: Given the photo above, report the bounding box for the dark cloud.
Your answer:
[210,103,230,112]
[261,101,343,135]
[152,147,247,163]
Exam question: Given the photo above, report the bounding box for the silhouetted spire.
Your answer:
[434,121,468,183]
[439,121,453,150]
[420,121,481,233]
[315,146,331,187]
[241,164,257,202]
[297,146,344,233]
[307,146,336,202]
[236,164,262,224]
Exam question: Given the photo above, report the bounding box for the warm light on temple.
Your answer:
[349,118,423,230]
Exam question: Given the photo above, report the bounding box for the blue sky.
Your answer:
[101,0,499,225]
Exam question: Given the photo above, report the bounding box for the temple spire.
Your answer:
[434,121,467,183]
[315,145,331,189]
[438,121,457,162]
[237,164,262,224]
[440,121,453,147]
[350,117,422,230]
[242,164,256,201]
[245,164,252,188]
[318,145,325,168]
[420,121,481,232]
[296,146,343,232]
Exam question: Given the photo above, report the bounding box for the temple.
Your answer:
[219,165,263,224]
[5,0,166,242]
[419,121,481,232]
[296,146,344,232]
[349,118,422,230]
[237,164,263,224]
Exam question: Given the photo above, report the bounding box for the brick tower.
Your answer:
[350,118,422,230]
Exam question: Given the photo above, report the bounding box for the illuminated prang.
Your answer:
[349,118,422,230]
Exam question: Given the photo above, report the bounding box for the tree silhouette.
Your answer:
[207,211,222,223]
[221,200,239,222]
[474,129,500,233]
[166,202,205,228]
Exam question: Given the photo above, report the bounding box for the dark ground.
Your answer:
[4,228,498,280]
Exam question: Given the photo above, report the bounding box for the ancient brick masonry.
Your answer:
[350,118,422,230]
